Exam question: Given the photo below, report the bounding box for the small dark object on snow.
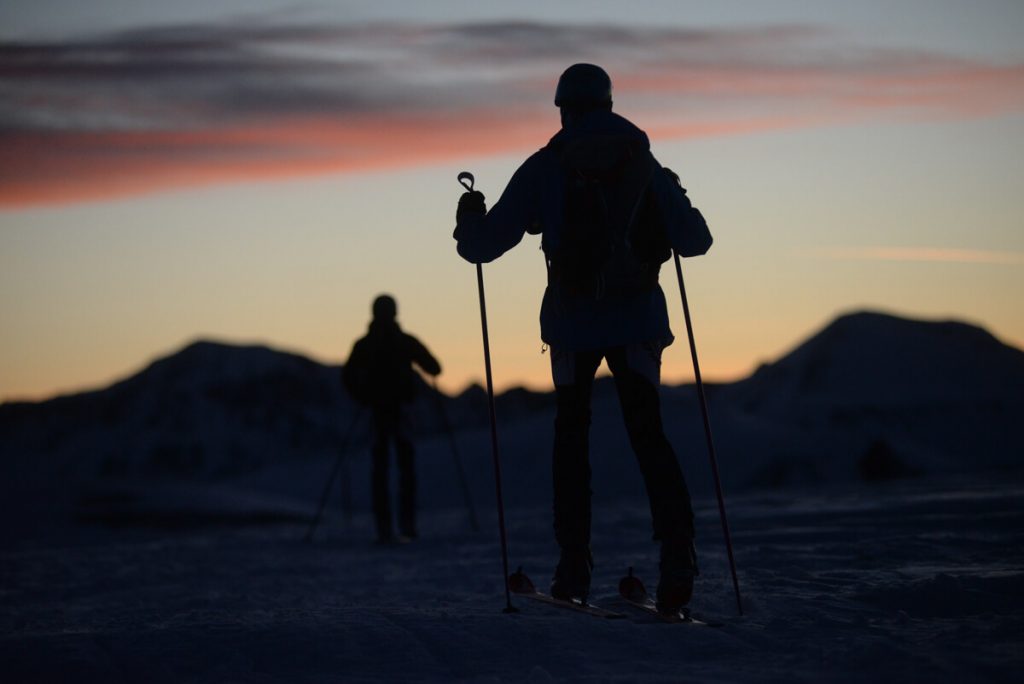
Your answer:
[859,439,919,482]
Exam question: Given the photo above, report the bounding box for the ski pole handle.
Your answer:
[458,171,475,192]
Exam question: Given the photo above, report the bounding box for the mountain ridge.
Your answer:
[2,310,1021,494]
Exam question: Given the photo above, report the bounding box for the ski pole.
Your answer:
[459,171,517,614]
[430,376,481,533]
[673,250,743,616]
[304,406,364,542]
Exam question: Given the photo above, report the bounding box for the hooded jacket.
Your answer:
[455,110,712,352]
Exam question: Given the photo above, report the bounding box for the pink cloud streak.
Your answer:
[2,21,1023,208]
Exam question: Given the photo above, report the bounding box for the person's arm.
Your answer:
[651,163,713,257]
[406,334,442,377]
[454,153,544,264]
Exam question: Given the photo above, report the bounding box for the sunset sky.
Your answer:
[2,0,1023,402]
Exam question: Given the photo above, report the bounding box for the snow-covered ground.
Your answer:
[3,471,1021,683]
[3,311,1022,681]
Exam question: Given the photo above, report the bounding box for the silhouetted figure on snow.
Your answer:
[342,295,441,542]
[453,64,713,614]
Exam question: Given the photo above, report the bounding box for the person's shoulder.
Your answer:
[346,335,370,364]
[351,333,373,351]
[607,112,650,147]
[401,331,438,362]
[400,330,426,348]
[522,144,558,170]
[504,145,559,188]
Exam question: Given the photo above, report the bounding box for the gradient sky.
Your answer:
[1,0,1023,401]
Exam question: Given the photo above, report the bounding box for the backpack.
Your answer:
[341,341,373,405]
[342,328,419,407]
[546,136,670,300]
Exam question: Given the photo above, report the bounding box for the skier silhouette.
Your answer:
[342,294,441,543]
[453,64,713,613]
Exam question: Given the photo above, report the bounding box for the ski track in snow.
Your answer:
[2,476,1022,683]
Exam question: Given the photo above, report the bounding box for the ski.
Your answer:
[618,567,722,626]
[508,568,625,619]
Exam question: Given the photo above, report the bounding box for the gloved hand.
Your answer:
[456,190,487,222]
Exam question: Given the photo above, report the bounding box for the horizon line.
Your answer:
[3,306,1020,406]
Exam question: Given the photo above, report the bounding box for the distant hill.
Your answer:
[0,340,549,484]
[713,311,1024,484]
[0,341,350,481]
[725,311,1024,410]
[1,311,1021,503]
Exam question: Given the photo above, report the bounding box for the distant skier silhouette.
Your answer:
[453,64,713,614]
[342,295,441,543]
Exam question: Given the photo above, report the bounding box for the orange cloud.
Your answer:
[0,111,547,207]
[0,108,827,208]
[3,20,1024,208]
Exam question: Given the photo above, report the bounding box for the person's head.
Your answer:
[554,63,613,127]
[372,294,397,321]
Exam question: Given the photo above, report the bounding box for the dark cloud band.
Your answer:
[2,19,1021,206]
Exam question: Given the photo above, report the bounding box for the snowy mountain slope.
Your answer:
[727,310,1024,408]
[1,310,1021,531]
[0,340,541,484]
[0,341,352,480]
[712,311,1024,484]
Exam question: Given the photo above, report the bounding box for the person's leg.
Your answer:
[371,407,394,542]
[549,347,602,599]
[605,345,694,542]
[606,345,698,611]
[551,347,603,548]
[395,423,416,539]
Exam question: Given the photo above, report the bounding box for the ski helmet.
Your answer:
[372,294,397,320]
[554,63,613,109]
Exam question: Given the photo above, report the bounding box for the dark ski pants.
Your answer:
[551,346,695,549]
[371,404,416,539]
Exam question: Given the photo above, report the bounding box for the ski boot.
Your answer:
[656,538,699,615]
[398,518,418,542]
[550,545,593,602]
